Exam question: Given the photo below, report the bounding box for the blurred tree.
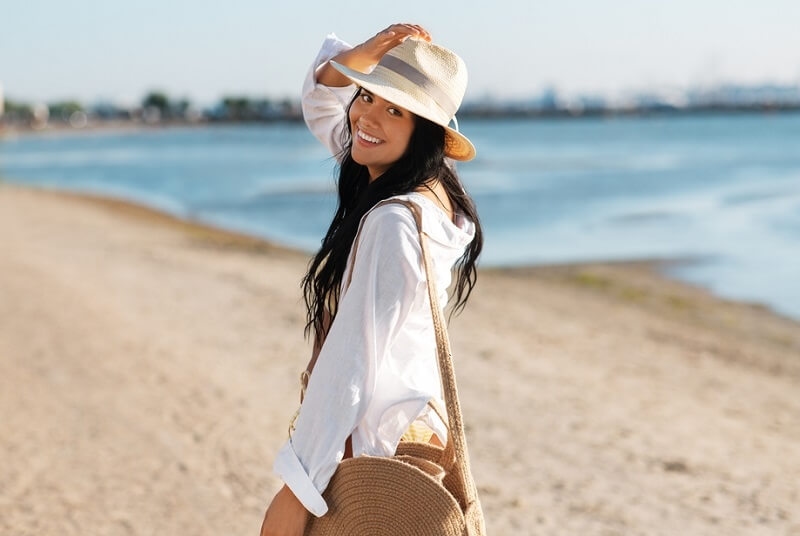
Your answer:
[2,100,34,123]
[49,101,84,122]
[222,97,248,120]
[142,91,170,114]
[174,98,191,118]
[279,98,301,119]
[212,96,302,122]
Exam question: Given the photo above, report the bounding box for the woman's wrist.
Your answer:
[316,44,376,87]
[260,484,310,536]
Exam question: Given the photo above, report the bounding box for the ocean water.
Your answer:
[1,114,799,319]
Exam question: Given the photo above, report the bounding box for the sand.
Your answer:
[1,183,799,535]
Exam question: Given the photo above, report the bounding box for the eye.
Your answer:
[388,107,402,117]
[359,92,373,103]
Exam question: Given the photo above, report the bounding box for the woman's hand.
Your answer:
[259,485,310,536]
[356,23,432,65]
[317,23,432,87]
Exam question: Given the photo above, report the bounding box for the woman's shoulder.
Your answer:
[366,193,437,219]
[359,197,419,237]
[367,194,475,250]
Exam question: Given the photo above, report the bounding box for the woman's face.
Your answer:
[349,88,416,181]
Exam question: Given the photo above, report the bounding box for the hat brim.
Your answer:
[330,60,476,162]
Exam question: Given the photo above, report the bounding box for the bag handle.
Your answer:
[345,198,480,507]
[390,199,481,508]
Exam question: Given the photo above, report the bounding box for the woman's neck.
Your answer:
[416,181,454,222]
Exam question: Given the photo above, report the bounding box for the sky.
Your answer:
[2,0,800,107]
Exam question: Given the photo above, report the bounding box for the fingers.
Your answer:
[358,23,433,65]
[381,23,431,42]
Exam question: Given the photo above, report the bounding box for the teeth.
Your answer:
[357,129,382,144]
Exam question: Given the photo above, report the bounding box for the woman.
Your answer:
[260,24,483,535]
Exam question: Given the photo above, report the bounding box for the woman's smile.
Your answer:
[355,128,383,145]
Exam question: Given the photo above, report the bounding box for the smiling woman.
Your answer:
[259,23,486,536]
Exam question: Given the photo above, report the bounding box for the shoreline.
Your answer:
[7,180,799,326]
[3,184,799,407]
[32,184,309,260]
[0,119,260,141]
[4,105,800,140]
[2,183,799,534]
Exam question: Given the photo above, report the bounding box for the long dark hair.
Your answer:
[302,90,483,340]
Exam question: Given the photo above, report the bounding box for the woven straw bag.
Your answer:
[301,199,486,536]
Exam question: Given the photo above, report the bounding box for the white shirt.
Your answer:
[272,33,477,517]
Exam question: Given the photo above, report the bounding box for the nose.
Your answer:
[357,103,380,128]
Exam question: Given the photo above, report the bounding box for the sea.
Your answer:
[1,113,799,320]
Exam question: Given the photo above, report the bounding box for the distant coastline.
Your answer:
[3,82,800,136]
[460,101,800,119]
[3,102,800,139]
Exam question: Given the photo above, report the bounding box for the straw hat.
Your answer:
[331,38,476,161]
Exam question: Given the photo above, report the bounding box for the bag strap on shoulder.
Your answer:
[300,197,481,510]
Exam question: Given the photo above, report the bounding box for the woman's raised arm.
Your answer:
[316,24,431,87]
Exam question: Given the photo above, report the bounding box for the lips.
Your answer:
[356,129,383,145]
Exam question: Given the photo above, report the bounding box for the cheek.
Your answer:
[397,122,415,151]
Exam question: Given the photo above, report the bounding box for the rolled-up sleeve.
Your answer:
[272,206,425,516]
[301,33,358,158]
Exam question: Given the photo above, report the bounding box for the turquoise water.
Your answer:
[1,114,799,319]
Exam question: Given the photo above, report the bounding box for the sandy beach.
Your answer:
[1,183,799,535]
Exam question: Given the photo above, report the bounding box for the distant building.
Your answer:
[539,87,560,111]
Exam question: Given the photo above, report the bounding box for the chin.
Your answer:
[350,150,371,167]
